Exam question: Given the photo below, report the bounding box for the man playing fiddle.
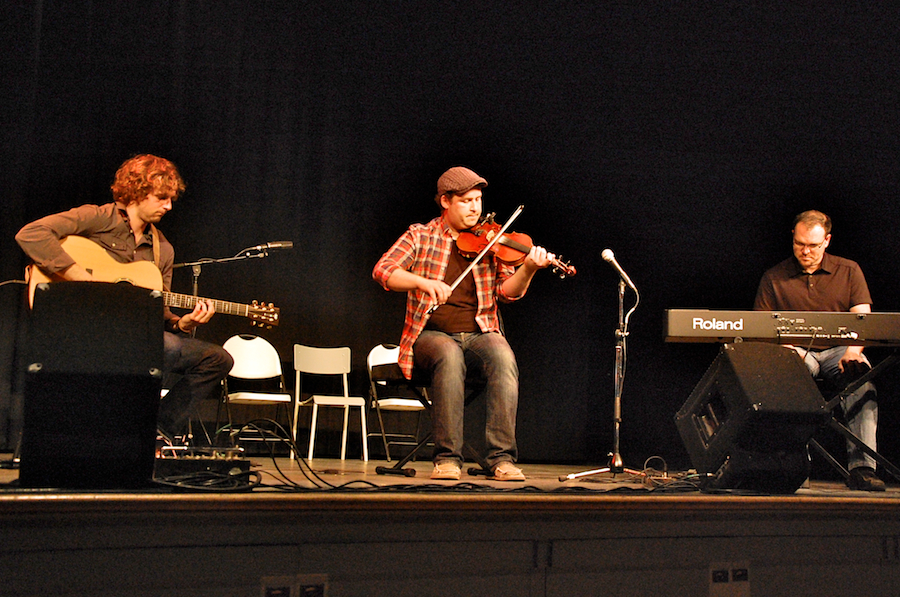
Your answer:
[372,166,553,481]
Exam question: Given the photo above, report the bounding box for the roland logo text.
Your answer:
[692,317,744,331]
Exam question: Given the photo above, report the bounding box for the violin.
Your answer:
[456,213,576,278]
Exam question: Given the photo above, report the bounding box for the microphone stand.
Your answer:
[172,246,281,338]
[560,275,644,482]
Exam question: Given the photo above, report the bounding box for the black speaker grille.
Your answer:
[675,342,826,493]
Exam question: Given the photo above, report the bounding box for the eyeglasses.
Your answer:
[793,239,826,252]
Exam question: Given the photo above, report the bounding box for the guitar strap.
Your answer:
[149,224,161,271]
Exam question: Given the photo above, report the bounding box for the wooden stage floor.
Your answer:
[161,454,900,499]
[1,453,899,596]
[0,450,898,500]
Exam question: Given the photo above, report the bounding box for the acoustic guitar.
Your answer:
[26,236,279,327]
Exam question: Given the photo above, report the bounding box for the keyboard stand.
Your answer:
[810,351,900,483]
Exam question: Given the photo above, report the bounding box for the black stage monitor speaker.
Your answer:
[675,342,827,493]
[20,281,163,489]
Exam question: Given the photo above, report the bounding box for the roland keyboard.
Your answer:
[664,309,900,346]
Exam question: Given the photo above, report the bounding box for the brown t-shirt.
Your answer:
[426,245,479,333]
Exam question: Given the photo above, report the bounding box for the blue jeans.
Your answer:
[795,346,877,470]
[157,332,234,435]
[413,330,519,468]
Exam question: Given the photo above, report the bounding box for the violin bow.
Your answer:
[426,204,525,315]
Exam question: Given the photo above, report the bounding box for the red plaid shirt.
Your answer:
[373,215,521,378]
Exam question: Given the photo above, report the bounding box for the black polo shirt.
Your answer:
[753,252,872,312]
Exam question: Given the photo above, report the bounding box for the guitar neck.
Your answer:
[25,236,278,326]
[164,292,251,318]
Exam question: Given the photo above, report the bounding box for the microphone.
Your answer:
[254,241,294,251]
[601,249,636,290]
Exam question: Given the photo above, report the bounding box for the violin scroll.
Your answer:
[550,257,576,279]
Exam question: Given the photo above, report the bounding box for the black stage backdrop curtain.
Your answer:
[3,1,900,468]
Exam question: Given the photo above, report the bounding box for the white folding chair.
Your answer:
[366,343,429,461]
[293,344,368,461]
[222,334,294,455]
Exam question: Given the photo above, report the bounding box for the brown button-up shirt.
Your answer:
[16,201,180,330]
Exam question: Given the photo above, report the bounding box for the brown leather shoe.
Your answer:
[847,467,886,492]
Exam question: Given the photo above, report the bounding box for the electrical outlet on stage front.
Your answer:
[709,561,750,597]
[297,575,328,597]
[261,574,328,597]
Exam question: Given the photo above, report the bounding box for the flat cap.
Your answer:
[436,166,487,198]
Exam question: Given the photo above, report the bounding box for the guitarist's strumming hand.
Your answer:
[177,299,216,333]
[60,262,94,282]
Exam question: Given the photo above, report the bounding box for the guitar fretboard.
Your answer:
[164,292,250,318]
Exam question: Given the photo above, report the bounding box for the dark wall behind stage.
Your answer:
[3,1,900,469]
